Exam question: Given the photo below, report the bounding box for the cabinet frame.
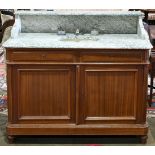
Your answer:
[6,48,149,143]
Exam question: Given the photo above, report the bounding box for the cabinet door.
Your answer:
[78,65,146,124]
[10,65,76,124]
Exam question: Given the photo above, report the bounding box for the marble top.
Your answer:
[3,11,152,50]
[3,33,152,49]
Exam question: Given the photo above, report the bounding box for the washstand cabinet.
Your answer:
[5,48,149,143]
[3,10,152,143]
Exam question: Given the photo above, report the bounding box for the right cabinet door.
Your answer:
[78,65,146,124]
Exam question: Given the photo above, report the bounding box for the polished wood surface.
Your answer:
[12,65,76,124]
[7,50,77,62]
[80,51,145,63]
[6,48,149,143]
[79,65,140,124]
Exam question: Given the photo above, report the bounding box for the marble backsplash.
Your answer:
[20,15,138,34]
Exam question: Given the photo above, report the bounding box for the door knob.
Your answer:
[41,54,46,58]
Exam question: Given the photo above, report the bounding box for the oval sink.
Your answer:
[60,34,99,42]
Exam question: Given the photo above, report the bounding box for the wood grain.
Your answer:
[6,48,149,142]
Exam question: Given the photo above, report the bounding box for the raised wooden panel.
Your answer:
[7,51,76,62]
[12,65,76,124]
[6,48,148,140]
[80,51,145,63]
[79,65,139,124]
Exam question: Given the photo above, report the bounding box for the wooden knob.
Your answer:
[41,54,46,58]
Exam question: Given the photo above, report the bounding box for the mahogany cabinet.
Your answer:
[5,48,149,143]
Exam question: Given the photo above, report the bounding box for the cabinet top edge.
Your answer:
[5,48,148,52]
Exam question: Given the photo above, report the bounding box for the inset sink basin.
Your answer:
[60,34,99,42]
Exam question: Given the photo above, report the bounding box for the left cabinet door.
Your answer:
[8,64,76,124]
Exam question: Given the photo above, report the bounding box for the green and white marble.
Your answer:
[16,10,141,34]
[3,10,152,50]
[3,33,152,49]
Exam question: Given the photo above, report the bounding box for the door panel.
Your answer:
[79,65,140,124]
[12,65,76,124]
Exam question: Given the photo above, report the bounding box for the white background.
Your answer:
[1,0,155,9]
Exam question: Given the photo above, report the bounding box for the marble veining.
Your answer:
[3,33,152,49]
[13,10,143,34]
[16,10,143,16]
[3,10,152,50]
[10,10,146,36]
[20,15,138,34]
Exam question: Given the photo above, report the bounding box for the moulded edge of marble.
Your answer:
[15,10,144,16]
